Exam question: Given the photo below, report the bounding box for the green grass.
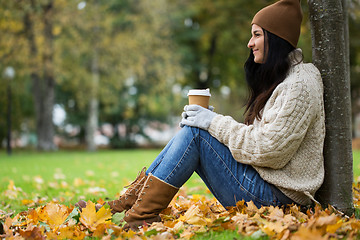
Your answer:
[1,149,359,210]
[0,149,207,212]
[353,150,360,179]
[193,230,269,240]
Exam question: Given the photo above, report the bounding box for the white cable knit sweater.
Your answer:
[208,49,325,205]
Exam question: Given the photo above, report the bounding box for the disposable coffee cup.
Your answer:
[187,88,211,108]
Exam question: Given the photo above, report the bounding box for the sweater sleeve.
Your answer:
[208,80,315,169]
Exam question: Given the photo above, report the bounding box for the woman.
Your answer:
[79,0,325,230]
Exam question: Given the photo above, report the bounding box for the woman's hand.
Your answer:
[180,105,217,130]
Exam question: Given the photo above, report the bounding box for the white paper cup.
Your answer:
[187,89,211,108]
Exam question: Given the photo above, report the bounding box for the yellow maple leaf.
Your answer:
[21,199,35,206]
[267,206,284,221]
[79,200,112,231]
[92,223,107,238]
[45,202,71,226]
[34,202,70,227]
[57,226,86,240]
[326,220,343,234]
[261,221,287,236]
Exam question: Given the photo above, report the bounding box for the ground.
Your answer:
[1,149,360,239]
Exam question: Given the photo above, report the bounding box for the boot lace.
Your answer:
[122,167,147,199]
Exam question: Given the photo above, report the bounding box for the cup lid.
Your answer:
[187,88,211,96]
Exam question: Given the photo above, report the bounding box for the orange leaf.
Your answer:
[97,198,106,205]
[289,205,308,222]
[290,226,327,240]
[19,224,45,240]
[235,200,247,213]
[2,217,13,238]
[22,199,35,207]
[27,209,40,225]
[350,219,360,230]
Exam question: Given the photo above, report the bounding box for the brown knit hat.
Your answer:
[251,0,303,47]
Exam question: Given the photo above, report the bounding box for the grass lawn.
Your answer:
[1,149,359,239]
[0,149,208,213]
[353,150,360,179]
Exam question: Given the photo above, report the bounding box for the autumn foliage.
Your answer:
[1,182,360,239]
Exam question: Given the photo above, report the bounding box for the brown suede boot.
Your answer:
[123,174,179,231]
[75,167,147,214]
[107,167,147,214]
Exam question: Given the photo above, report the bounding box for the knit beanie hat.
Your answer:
[251,0,303,47]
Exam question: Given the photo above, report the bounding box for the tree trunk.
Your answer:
[86,47,100,152]
[308,0,353,215]
[7,81,12,155]
[85,1,101,152]
[25,0,56,151]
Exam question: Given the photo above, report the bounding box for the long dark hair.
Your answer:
[244,29,295,125]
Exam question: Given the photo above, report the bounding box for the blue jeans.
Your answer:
[146,126,290,208]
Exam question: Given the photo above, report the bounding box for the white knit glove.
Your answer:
[180,105,217,130]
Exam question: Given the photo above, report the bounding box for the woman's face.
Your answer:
[247,24,266,64]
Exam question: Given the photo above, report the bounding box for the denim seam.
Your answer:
[164,133,198,184]
[149,154,165,175]
[197,135,228,201]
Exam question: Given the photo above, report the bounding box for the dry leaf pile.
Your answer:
[1,182,360,239]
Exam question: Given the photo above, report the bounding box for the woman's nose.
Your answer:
[247,38,254,49]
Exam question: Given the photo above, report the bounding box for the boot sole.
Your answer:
[125,216,161,231]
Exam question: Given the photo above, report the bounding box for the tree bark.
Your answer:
[308,0,353,215]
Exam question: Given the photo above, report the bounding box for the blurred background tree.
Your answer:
[0,0,37,150]
[0,0,359,150]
